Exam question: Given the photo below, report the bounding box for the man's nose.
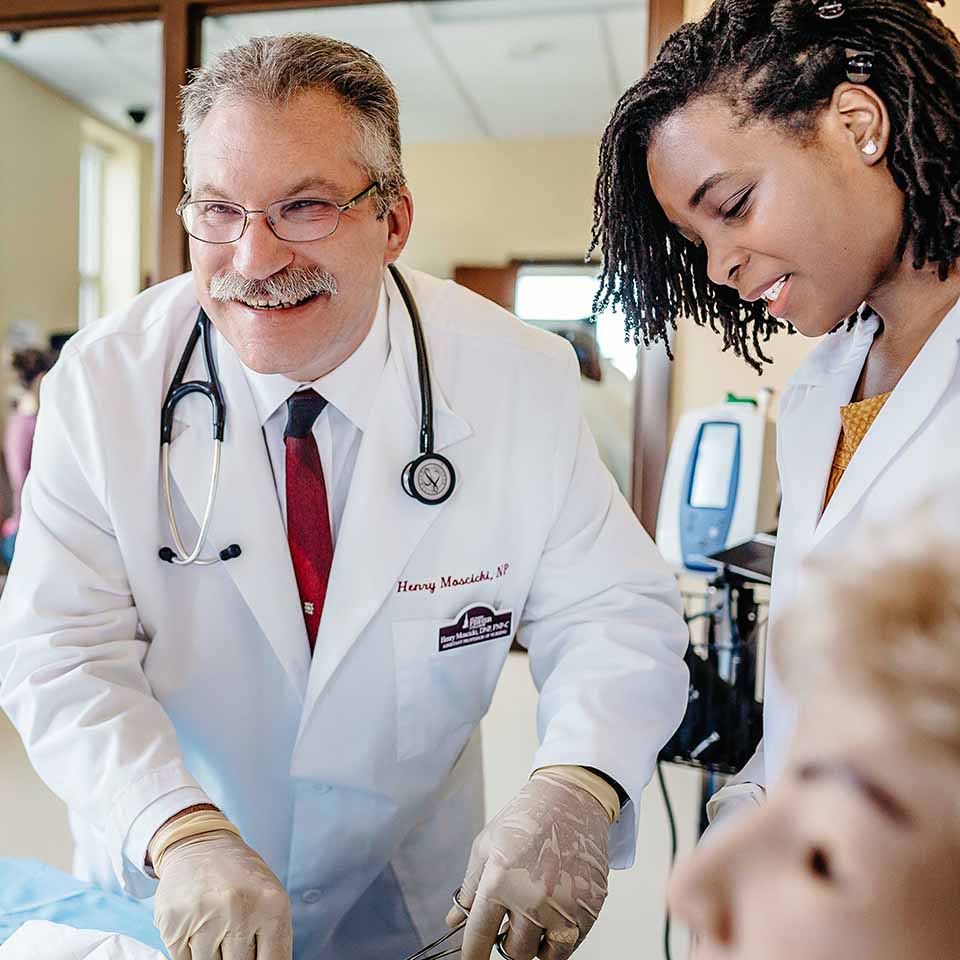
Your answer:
[231,214,293,280]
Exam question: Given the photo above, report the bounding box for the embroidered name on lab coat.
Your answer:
[397,563,510,596]
[438,604,513,652]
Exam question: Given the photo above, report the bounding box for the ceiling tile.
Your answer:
[0,1,648,145]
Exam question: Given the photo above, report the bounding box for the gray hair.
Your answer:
[179,33,405,216]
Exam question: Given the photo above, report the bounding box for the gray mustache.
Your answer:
[209,267,339,304]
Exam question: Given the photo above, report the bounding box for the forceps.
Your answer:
[405,892,512,960]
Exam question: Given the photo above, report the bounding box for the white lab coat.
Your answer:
[0,267,689,959]
[711,294,960,815]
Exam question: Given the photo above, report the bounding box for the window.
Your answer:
[514,264,637,379]
[78,143,106,328]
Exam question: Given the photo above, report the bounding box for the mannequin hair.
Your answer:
[777,498,960,757]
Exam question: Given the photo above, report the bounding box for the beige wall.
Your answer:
[669,321,818,435]
[0,60,86,346]
[403,137,600,280]
[0,61,153,353]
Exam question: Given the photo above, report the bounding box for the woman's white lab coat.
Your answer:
[0,267,689,957]
[712,295,960,816]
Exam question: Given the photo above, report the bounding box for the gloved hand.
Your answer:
[153,830,293,960]
[446,771,611,960]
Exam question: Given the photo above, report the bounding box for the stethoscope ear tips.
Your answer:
[158,543,241,564]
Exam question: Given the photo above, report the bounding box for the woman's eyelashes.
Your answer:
[720,186,754,221]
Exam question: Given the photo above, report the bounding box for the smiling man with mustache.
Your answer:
[0,33,689,960]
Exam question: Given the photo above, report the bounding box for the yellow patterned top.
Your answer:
[822,391,892,511]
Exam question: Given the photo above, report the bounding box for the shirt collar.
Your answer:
[240,280,390,431]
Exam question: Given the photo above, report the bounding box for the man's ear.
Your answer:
[384,187,414,265]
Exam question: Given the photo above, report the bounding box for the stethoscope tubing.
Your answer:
[161,439,223,565]
[390,264,434,455]
[160,265,448,565]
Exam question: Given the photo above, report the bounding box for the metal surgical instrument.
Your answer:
[404,892,512,960]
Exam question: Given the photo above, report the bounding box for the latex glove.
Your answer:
[153,830,293,960]
[701,780,766,848]
[446,772,610,960]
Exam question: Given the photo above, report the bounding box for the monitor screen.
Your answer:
[689,423,739,509]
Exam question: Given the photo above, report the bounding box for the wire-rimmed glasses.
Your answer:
[177,182,379,244]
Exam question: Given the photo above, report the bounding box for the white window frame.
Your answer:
[514,262,639,380]
[78,143,107,329]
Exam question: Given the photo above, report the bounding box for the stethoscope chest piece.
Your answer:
[402,452,456,505]
[389,263,457,507]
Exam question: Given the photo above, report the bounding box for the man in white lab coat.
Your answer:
[0,35,688,960]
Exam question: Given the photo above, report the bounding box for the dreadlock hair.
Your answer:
[589,0,960,372]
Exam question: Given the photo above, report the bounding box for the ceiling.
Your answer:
[0,0,648,144]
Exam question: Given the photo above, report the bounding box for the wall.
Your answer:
[0,59,86,347]
[403,137,601,280]
[669,322,818,435]
[0,60,153,352]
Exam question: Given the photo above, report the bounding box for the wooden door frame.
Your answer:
[1,0,683,527]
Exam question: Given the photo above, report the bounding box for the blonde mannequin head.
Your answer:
[669,500,960,959]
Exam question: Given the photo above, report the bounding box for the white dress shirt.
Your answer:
[239,283,390,544]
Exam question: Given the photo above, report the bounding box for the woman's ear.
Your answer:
[831,83,890,166]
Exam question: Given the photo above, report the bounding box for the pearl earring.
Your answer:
[862,140,878,156]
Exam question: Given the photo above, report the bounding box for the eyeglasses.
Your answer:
[177,182,380,244]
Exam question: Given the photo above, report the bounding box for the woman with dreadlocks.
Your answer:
[590,0,960,825]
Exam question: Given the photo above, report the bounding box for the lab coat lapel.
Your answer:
[815,300,960,545]
[167,331,311,700]
[298,272,472,730]
[776,319,875,549]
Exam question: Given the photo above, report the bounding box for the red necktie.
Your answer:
[284,390,334,653]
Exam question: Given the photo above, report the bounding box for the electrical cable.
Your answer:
[683,609,718,624]
[657,761,677,960]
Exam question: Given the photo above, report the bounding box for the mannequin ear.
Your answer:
[832,84,890,165]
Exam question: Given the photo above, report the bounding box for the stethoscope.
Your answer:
[159,264,457,566]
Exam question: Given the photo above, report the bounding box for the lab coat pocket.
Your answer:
[393,617,506,762]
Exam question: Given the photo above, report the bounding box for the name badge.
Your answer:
[439,604,513,653]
